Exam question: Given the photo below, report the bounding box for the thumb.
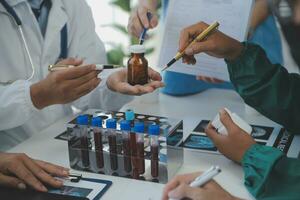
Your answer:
[168,184,202,200]
[219,109,237,133]
[148,67,162,81]
[57,57,83,66]
[0,173,26,190]
[205,122,226,146]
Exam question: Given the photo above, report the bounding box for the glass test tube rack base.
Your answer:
[66,109,184,184]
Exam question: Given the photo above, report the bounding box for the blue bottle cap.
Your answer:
[120,120,131,131]
[91,117,102,127]
[125,109,135,121]
[148,124,160,136]
[134,122,145,133]
[76,115,89,125]
[106,118,117,129]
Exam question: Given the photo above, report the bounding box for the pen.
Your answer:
[48,64,123,72]
[190,166,221,187]
[161,21,220,72]
[169,166,221,200]
[139,12,153,45]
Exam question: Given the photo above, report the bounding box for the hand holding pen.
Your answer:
[31,58,101,110]
[162,166,240,200]
[128,5,158,39]
[177,21,244,66]
[161,21,220,71]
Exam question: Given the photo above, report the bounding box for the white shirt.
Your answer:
[0,0,133,151]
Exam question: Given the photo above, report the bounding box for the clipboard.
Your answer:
[0,176,112,200]
[81,177,112,200]
[48,175,112,200]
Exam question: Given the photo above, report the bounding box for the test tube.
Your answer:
[76,115,90,169]
[149,124,160,178]
[120,120,132,173]
[130,129,138,179]
[134,122,145,175]
[125,109,135,127]
[91,117,104,169]
[106,119,118,171]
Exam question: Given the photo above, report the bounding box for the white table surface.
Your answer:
[8,88,280,200]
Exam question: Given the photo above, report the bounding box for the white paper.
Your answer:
[158,0,254,81]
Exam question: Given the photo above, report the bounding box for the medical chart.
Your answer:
[158,0,254,81]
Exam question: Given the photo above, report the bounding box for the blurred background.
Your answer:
[86,0,161,68]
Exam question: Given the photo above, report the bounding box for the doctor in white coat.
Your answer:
[0,0,164,151]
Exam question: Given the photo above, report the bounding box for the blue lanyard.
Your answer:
[60,24,68,59]
[0,0,68,60]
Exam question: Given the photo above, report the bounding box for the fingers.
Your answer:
[196,76,224,84]
[67,70,100,87]
[137,7,158,29]
[179,22,208,52]
[219,109,237,133]
[7,157,47,192]
[162,173,201,200]
[74,77,101,97]
[150,14,158,28]
[168,183,202,200]
[182,55,196,65]
[185,40,215,56]
[128,5,158,38]
[162,179,180,200]
[118,84,152,95]
[0,173,26,190]
[56,57,83,66]
[205,122,226,146]
[148,67,162,81]
[35,160,69,177]
[138,7,150,29]
[128,11,144,37]
[146,81,164,89]
[114,82,163,96]
[114,82,141,95]
[21,155,63,189]
[57,65,96,80]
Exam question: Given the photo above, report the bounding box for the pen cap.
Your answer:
[134,122,145,133]
[120,120,131,131]
[148,124,160,136]
[76,115,89,125]
[129,45,145,54]
[125,109,135,121]
[91,117,102,127]
[106,118,117,129]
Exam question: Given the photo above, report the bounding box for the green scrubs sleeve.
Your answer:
[242,144,300,200]
[225,43,300,133]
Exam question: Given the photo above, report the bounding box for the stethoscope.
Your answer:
[0,0,68,84]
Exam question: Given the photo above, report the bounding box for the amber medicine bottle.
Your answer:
[127,45,148,85]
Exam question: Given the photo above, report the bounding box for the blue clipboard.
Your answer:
[81,178,112,200]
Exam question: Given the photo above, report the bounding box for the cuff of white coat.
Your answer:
[24,81,40,114]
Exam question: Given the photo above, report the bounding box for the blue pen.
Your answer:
[139,12,153,45]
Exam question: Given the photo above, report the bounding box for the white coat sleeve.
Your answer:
[0,81,39,131]
[65,0,133,111]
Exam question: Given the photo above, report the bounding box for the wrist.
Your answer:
[30,81,50,110]
[225,42,244,61]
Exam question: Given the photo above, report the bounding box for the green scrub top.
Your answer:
[225,43,300,200]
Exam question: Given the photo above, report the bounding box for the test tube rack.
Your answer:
[66,109,184,184]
